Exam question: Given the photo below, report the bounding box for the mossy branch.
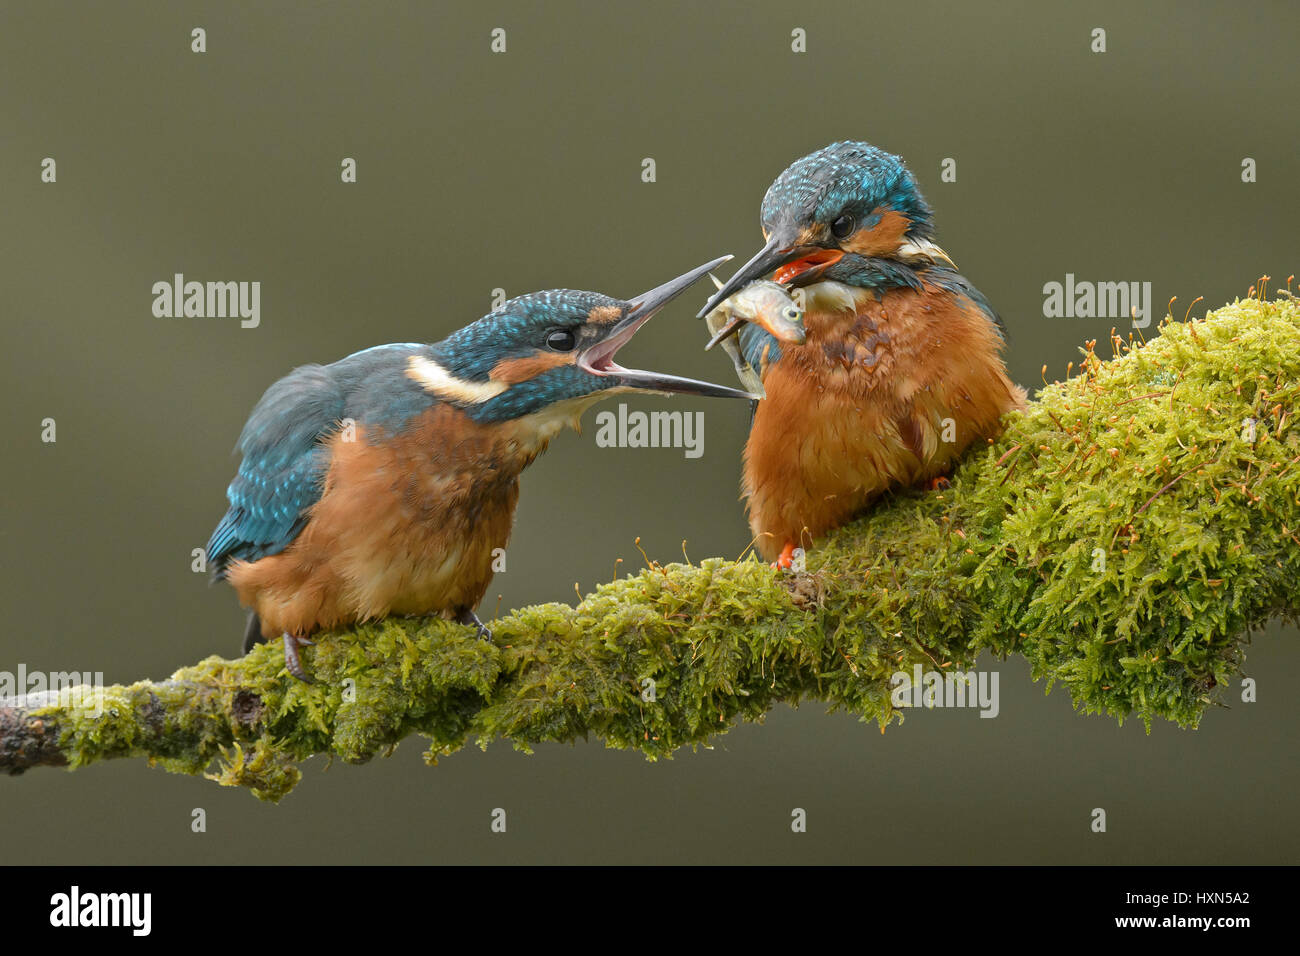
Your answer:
[4,294,1298,801]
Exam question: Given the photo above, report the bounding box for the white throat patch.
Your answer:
[798,281,866,315]
[511,393,608,450]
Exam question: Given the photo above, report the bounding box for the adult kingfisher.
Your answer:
[207,255,751,678]
[699,141,1026,566]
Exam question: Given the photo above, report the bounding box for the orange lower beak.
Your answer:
[773,249,844,286]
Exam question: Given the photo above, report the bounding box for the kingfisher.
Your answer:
[699,141,1026,566]
[207,256,751,678]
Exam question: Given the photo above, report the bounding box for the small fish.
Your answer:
[704,277,806,398]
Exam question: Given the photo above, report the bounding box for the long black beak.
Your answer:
[578,255,758,400]
[696,233,810,318]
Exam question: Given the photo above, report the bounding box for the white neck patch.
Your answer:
[406,354,507,404]
[896,238,955,268]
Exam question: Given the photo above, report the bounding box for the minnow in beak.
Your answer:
[578,255,758,400]
[703,275,807,351]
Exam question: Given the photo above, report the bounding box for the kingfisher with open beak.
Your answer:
[207,255,750,678]
[699,141,1026,567]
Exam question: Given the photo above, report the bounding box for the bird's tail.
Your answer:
[242,611,265,654]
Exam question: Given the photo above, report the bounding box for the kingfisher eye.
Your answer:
[831,214,855,239]
[545,328,577,352]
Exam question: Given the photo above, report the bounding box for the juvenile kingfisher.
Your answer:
[207,256,750,677]
[699,141,1026,566]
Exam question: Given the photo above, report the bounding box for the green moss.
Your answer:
[29,293,1300,799]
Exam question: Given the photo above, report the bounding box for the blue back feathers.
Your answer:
[206,343,432,576]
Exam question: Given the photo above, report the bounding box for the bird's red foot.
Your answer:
[772,541,797,570]
[281,633,315,683]
[925,475,951,491]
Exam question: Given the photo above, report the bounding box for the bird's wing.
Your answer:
[205,363,347,577]
[925,267,1007,338]
[736,322,785,383]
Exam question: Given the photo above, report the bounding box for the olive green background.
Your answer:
[2,0,1297,864]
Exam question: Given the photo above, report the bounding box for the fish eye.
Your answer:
[545,328,577,352]
[831,214,855,239]
[783,307,801,321]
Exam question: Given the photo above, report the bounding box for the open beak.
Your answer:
[697,231,845,318]
[578,255,758,400]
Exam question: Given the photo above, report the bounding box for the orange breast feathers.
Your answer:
[226,405,528,639]
[742,281,1026,560]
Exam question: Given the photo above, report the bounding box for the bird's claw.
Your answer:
[455,607,493,641]
[281,633,315,683]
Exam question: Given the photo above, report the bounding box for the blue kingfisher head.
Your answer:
[418,255,755,425]
[700,141,953,315]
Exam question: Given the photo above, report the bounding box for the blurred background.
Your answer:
[2,0,1296,863]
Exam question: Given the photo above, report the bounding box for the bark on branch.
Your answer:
[4,294,1298,801]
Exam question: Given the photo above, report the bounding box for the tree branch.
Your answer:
[4,293,1298,801]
